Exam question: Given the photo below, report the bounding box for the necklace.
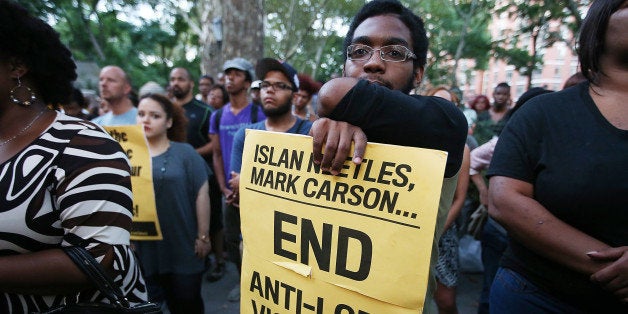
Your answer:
[0,110,47,147]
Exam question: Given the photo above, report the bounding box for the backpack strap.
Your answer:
[213,108,223,130]
[251,104,258,123]
[295,119,306,134]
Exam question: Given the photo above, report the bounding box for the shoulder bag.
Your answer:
[467,204,488,240]
[43,246,162,313]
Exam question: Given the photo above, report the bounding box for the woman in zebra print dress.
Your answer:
[0,1,148,312]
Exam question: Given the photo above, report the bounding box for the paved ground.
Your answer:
[200,262,483,314]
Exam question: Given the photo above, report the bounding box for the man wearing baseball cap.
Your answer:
[250,80,262,106]
[230,58,312,185]
[209,58,265,301]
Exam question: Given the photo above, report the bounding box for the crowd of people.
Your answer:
[1,0,626,313]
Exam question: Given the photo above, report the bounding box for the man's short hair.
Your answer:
[200,75,214,84]
[343,0,428,69]
[496,82,511,90]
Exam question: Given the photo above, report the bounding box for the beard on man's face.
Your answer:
[400,73,416,94]
[344,68,416,94]
[171,85,189,99]
[262,99,292,118]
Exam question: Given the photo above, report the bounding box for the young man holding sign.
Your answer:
[230,58,313,203]
[309,0,468,310]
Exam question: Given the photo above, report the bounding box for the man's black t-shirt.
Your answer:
[183,98,213,162]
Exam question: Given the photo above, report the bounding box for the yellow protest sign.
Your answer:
[240,130,447,313]
[104,125,162,240]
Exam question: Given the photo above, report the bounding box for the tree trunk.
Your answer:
[198,0,223,78]
[451,0,478,88]
[221,0,264,71]
[77,0,105,61]
[527,30,539,90]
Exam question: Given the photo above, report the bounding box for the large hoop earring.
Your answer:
[10,76,37,107]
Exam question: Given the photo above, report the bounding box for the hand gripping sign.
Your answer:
[239,130,446,313]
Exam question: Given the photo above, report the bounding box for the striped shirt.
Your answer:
[0,113,147,312]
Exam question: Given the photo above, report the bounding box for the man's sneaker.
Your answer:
[205,261,225,282]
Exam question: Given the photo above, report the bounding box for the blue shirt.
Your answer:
[230,118,312,173]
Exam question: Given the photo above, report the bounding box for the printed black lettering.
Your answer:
[268,147,278,167]
[251,166,264,185]
[315,180,331,200]
[335,227,372,281]
[331,182,349,203]
[306,153,331,175]
[275,171,287,191]
[377,161,394,184]
[279,216,373,281]
[251,168,300,194]
[108,130,128,142]
[251,299,266,314]
[334,304,369,314]
[362,188,381,209]
[280,282,296,310]
[306,153,321,173]
[250,270,263,296]
[257,145,270,164]
[379,190,398,213]
[393,164,411,187]
[285,174,299,194]
[265,275,280,304]
[274,211,297,260]
[303,178,317,197]
[362,159,376,182]
[362,188,398,212]
[290,150,304,171]
[352,160,364,180]
[335,304,354,314]
[335,157,352,178]
[277,149,289,168]
[130,166,142,176]
[263,169,275,188]
[300,219,332,271]
[348,185,363,206]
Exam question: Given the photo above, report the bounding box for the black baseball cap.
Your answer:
[255,58,300,91]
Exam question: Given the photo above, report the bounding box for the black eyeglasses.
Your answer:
[259,81,293,91]
[347,44,417,63]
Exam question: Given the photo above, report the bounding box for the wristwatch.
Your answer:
[198,234,210,243]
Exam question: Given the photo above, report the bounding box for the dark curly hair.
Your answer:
[297,73,321,96]
[209,84,229,106]
[0,0,77,108]
[578,0,624,85]
[343,0,428,70]
[140,93,188,143]
[469,94,490,111]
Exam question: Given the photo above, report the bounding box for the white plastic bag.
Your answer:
[458,234,484,273]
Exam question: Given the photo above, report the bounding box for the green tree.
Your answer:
[492,0,589,89]
[263,0,365,81]
[22,0,199,89]
[413,0,494,89]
